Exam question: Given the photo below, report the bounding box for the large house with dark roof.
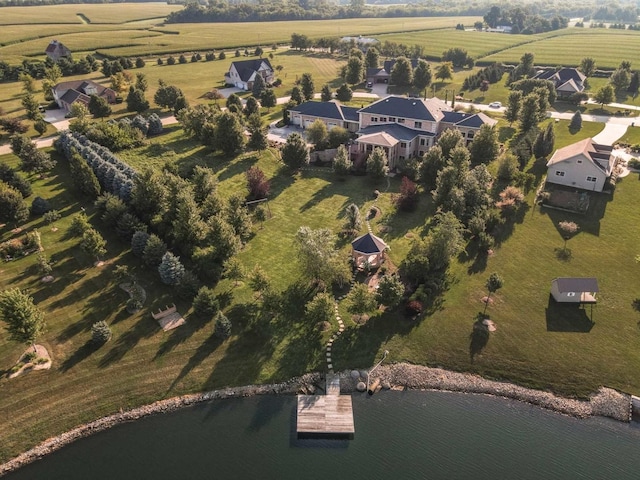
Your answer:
[52,80,116,113]
[224,59,275,91]
[287,95,497,170]
[546,138,616,192]
[532,68,586,98]
[45,40,71,62]
[289,101,360,132]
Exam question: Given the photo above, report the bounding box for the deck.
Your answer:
[296,374,354,435]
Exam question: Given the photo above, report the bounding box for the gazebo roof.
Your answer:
[351,232,388,255]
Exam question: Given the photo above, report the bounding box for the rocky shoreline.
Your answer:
[0,363,632,476]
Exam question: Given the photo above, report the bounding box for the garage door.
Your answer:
[303,119,313,128]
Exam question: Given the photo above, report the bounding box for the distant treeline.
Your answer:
[0,0,165,5]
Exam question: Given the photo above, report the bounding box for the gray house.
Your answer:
[550,277,598,304]
[546,138,616,192]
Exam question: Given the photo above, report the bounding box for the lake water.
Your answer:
[6,390,640,480]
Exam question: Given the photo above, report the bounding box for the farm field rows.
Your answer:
[0,2,181,25]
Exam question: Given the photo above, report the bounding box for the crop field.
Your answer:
[0,3,181,25]
[377,29,543,60]
[481,29,640,69]
[0,13,481,62]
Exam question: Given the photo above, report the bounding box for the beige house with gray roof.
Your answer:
[546,138,616,192]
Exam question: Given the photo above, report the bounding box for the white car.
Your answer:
[488,101,502,108]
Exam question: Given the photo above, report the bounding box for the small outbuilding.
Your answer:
[351,232,388,269]
[550,277,598,304]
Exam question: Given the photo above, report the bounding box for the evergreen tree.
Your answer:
[81,228,107,262]
[300,72,315,100]
[215,112,245,155]
[519,92,542,132]
[214,311,232,339]
[321,84,332,101]
[290,86,304,105]
[252,73,266,98]
[126,87,149,113]
[244,96,260,117]
[260,89,277,111]
[68,149,101,198]
[412,59,432,96]
[143,234,168,266]
[0,288,45,348]
[570,110,582,130]
[335,84,353,102]
[281,132,310,170]
[333,145,352,176]
[628,71,640,97]
[131,230,150,257]
[158,251,185,285]
[366,147,388,179]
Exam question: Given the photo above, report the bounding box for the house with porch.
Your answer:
[353,96,496,169]
[52,80,116,113]
[532,67,586,98]
[284,95,497,170]
[546,138,616,192]
[224,58,275,91]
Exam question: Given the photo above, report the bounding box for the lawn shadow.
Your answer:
[98,316,158,368]
[59,340,100,372]
[469,314,490,362]
[545,295,595,332]
[167,330,223,393]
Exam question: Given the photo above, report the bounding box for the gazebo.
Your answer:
[351,232,388,269]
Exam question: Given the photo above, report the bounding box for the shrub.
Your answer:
[214,311,232,339]
[43,209,61,224]
[405,300,423,316]
[158,251,185,285]
[395,176,419,211]
[91,320,112,344]
[147,113,163,135]
[31,196,51,215]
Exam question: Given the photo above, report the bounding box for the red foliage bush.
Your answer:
[246,166,270,201]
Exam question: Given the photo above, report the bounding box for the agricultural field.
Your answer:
[481,29,640,69]
[0,3,181,25]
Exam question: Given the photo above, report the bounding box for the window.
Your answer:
[577,159,583,164]
[380,117,387,122]
[399,155,405,161]
[567,292,576,297]
[400,142,407,148]
[371,117,378,122]
[555,171,565,177]
[397,118,405,124]
[389,117,396,122]
[414,121,422,128]
[420,138,426,146]
[586,176,597,182]
[467,132,475,139]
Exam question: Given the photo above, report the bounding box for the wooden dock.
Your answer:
[296,374,354,435]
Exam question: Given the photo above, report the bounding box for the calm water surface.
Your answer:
[6,390,640,480]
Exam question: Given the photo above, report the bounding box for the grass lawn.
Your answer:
[618,125,640,145]
[1,117,639,463]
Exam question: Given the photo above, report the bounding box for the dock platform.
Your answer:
[296,374,354,435]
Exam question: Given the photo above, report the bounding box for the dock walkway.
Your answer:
[296,374,354,435]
